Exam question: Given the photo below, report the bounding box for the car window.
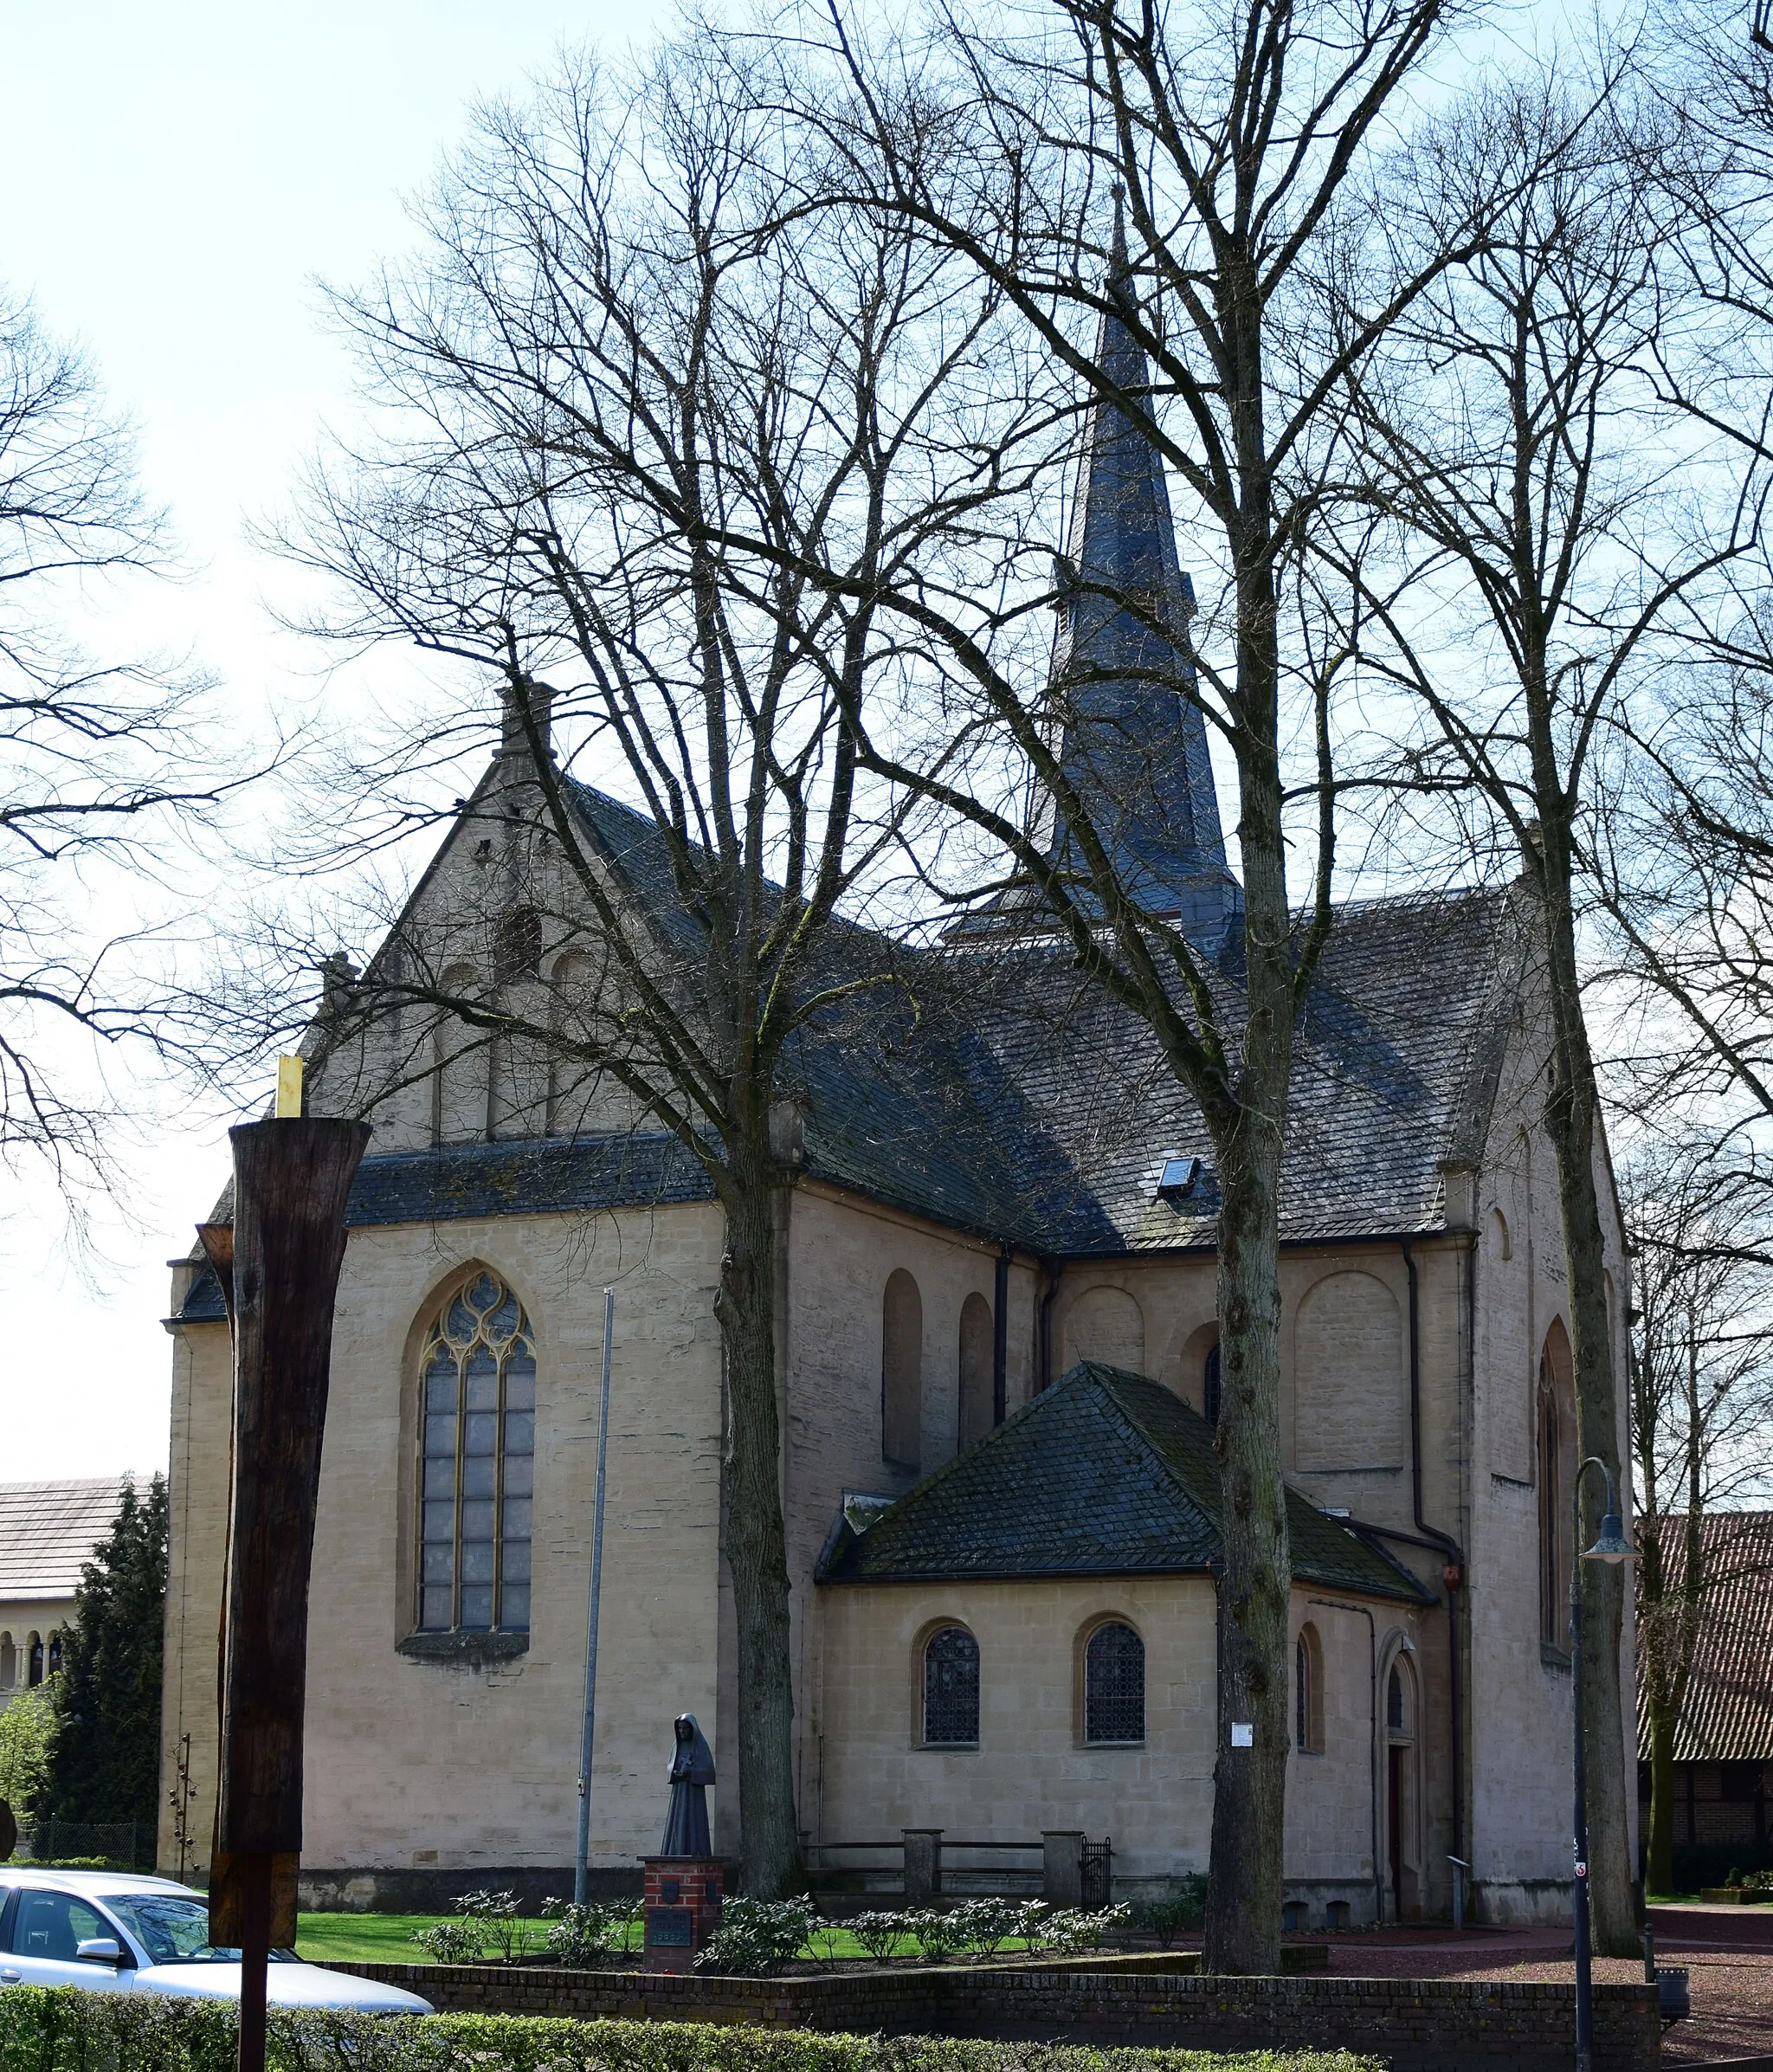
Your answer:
[98,1894,297,1966]
[12,1891,106,1962]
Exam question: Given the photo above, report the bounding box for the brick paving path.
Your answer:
[1305,1922,1773,2064]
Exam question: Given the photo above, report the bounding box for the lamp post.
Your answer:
[1570,1456,1637,2072]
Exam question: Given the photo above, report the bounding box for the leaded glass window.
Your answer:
[418,1271,535,1633]
[923,1625,979,1745]
[1084,1621,1144,1743]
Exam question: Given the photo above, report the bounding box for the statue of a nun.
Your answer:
[661,1713,716,1856]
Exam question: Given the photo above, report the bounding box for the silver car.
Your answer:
[0,1869,433,2014]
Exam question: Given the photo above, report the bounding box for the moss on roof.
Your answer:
[816,1361,1434,1604]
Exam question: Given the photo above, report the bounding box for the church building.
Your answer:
[156,275,1631,1931]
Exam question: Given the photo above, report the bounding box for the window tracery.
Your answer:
[922,1624,979,1745]
[417,1270,536,1634]
[1084,1620,1145,1743]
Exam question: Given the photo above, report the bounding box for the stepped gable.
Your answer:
[816,1360,1431,1602]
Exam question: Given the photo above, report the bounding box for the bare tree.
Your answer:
[758,0,1486,1971]
[1315,68,1744,1949]
[1,289,238,1220]
[268,36,1022,1895]
[1622,1142,1773,1895]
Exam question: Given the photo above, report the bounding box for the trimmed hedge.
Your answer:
[0,1987,1381,2072]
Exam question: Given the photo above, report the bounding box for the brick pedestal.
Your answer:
[642,1856,724,1973]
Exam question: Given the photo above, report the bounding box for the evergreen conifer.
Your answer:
[41,1476,167,1823]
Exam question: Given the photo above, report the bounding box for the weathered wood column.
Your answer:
[199,1093,369,2072]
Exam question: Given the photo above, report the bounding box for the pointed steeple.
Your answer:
[1045,195,1238,936]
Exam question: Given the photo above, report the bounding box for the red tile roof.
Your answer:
[1637,1512,1773,1764]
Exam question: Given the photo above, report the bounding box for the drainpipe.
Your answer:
[1037,1259,1065,1392]
[992,1243,1011,1425]
[1402,1237,1467,1897]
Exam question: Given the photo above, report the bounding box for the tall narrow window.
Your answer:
[957,1293,994,1451]
[882,1269,923,1470]
[1296,1623,1324,1752]
[1203,1342,1222,1424]
[1538,1365,1563,1648]
[1084,1621,1145,1743]
[27,1633,43,1687]
[418,1271,536,1634]
[923,1625,979,1746]
[46,1634,61,1678]
[0,1634,13,1689]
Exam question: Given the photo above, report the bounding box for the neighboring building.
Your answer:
[156,262,1633,1928]
[0,1480,131,1703]
[1637,1511,1773,1874]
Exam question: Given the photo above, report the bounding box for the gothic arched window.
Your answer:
[922,1625,979,1746]
[1296,1624,1324,1752]
[882,1269,923,1471]
[418,1271,536,1634]
[1084,1620,1145,1743]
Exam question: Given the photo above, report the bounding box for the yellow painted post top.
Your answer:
[274,1056,305,1119]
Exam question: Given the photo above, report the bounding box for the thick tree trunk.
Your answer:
[1202,575,1293,1975]
[1203,1114,1291,1974]
[1538,864,1638,1954]
[713,1151,803,1897]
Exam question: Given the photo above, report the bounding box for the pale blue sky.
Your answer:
[3,2,666,1478]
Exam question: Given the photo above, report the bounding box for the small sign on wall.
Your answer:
[1230,1722,1254,1747]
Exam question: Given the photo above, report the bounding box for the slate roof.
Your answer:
[0,1479,133,1602]
[816,1361,1433,1602]
[177,1133,716,1320]
[1636,1512,1773,1764]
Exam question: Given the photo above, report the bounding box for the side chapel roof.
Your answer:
[816,1359,1432,1601]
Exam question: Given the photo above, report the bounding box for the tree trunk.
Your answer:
[1647,1692,1678,1896]
[1203,1114,1291,1972]
[1538,862,1638,1954]
[713,1148,803,1896]
[1202,564,1293,1974]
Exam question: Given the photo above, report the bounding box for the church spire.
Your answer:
[1046,195,1237,935]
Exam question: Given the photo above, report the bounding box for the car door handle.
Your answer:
[1,1970,20,1985]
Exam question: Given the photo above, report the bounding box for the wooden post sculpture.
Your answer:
[197,1061,368,2072]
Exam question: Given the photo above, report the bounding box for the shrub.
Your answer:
[451,1889,541,1964]
[1043,1904,1132,1954]
[906,1909,969,1963]
[410,1918,484,1965]
[948,1899,1022,1960]
[848,1912,912,1961]
[0,1988,1387,2072]
[1137,1879,1209,1947]
[540,1900,638,1968]
[693,1896,820,1975]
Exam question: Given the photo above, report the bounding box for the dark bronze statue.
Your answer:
[661,1714,715,1856]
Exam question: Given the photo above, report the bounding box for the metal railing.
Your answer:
[10,1818,157,1870]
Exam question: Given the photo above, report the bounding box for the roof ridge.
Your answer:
[1072,1363,1222,1545]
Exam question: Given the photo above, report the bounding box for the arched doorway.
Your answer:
[1384,1650,1422,1920]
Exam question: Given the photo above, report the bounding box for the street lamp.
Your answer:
[1571,1456,1637,2072]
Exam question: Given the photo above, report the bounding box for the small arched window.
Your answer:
[957,1293,994,1451]
[923,1625,979,1746]
[1084,1621,1145,1744]
[882,1270,923,1471]
[418,1270,537,1634]
[46,1634,61,1678]
[1388,1659,1413,1736]
[1296,1624,1324,1752]
[27,1633,43,1687]
[1203,1342,1222,1425]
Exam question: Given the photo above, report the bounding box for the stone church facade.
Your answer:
[156,278,1633,1929]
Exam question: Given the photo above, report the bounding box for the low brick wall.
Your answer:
[325,1954,1659,2072]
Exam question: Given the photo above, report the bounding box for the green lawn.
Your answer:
[293,1914,1063,1967]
